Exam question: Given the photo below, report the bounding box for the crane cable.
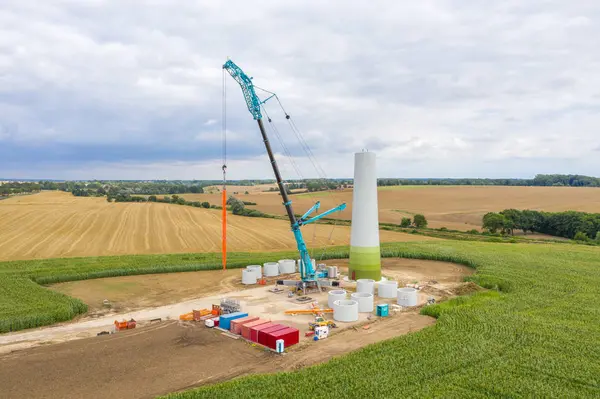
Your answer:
[262,105,320,259]
[260,97,345,262]
[221,68,227,270]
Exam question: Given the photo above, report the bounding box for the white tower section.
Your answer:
[349,151,381,280]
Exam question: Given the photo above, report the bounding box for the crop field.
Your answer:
[183,186,600,231]
[166,240,600,398]
[1,240,599,397]
[0,191,426,261]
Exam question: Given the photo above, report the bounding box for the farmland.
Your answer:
[1,240,599,398]
[182,185,600,231]
[0,191,426,261]
[167,240,600,398]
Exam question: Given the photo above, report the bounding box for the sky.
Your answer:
[1,1,599,180]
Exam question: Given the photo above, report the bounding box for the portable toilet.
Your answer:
[377,304,389,317]
[276,339,285,353]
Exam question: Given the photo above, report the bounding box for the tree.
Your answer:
[574,231,589,242]
[400,217,412,228]
[413,214,428,228]
[148,195,157,202]
[596,231,600,243]
[201,202,210,208]
[482,212,506,234]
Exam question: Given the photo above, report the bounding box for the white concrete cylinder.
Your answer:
[333,299,359,322]
[263,262,279,277]
[356,279,375,295]
[278,259,295,274]
[378,281,398,298]
[297,258,316,272]
[350,292,374,313]
[246,265,262,279]
[242,269,257,285]
[397,287,418,307]
[327,266,338,279]
[328,289,347,308]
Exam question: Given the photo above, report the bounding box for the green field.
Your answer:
[160,241,600,398]
[3,240,600,398]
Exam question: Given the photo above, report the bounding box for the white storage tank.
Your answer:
[356,279,375,295]
[378,281,398,298]
[263,262,279,277]
[350,292,374,313]
[327,266,338,279]
[246,265,262,279]
[328,289,347,308]
[397,287,418,307]
[333,299,359,322]
[242,269,257,285]
[278,259,295,274]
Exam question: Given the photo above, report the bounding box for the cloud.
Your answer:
[1,1,600,179]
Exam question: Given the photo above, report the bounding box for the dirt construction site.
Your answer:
[0,258,474,399]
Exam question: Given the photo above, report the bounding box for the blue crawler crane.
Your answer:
[223,59,346,294]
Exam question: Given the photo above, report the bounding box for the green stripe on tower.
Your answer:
[349,246,381,280]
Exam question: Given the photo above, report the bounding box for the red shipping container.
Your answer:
[213,317,220,327]
[258,324,288,346]
[249,322,277,342]
[266,327,300,350]
[241,319,269,339]
[230,316,259,334]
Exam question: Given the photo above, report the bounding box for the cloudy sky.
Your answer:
[1,1,599,180]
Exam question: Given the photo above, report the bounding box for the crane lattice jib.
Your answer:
[223,60,263,120]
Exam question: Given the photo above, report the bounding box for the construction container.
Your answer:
[230,316,259,334]
[351,292,374,313]
[328,289,347,308]
[249,322,277,342]
[246,265,262,279]
[377,280,398,298]
[213,317,220,327]
[266,327,300,350]
[376,304,389,317]
[241,319,270,339]
[258,324,288,346]
[219,312,248,331]
[397,287,418,307]
[263,262,279,277]
[333,299,359,322]
[278,259,295,274]
[357,279,375,295]
[242,269,257,285]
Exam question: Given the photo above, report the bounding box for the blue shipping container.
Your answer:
[219,312,248,330]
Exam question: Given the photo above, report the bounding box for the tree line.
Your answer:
[0,182,41,196]
[482,209,600,242]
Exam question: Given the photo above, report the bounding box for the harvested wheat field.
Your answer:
[0,191,431,261]
[183,186,600,231]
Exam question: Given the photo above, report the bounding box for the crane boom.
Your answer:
[223,59,346,288]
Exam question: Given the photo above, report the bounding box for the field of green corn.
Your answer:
[2,240,600,398]
[159,241,600,398]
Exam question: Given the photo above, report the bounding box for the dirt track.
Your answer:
[0,191,431,261]
[0,313,434,399]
